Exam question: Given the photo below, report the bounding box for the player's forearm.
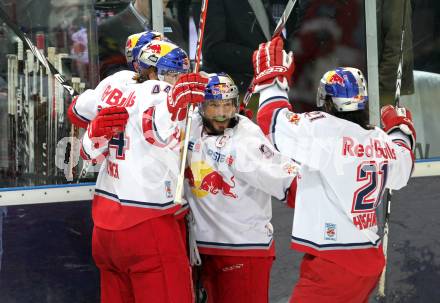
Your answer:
[257,85,291,136]
[67,96,89,129]
[80,128,109,163]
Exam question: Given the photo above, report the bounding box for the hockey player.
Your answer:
[78,39,202,303]
[252,37,416,302]
[68,31,192,237]
[67,30,167,128]
[152,72,300,303]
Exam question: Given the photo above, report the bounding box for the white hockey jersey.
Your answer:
[80,78,186,230]
[257,85,414,276]
[187,115,299,257]
[152,103,299,257]
[68,70,138,128]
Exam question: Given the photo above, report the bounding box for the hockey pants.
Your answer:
[200,254,274,303]
[92,214,193,303]
[290,253,380,303]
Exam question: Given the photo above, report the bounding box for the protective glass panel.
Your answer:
[397,2,440,160]
[0,0,100,188]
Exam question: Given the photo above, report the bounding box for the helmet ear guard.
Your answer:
[316,67,368,112]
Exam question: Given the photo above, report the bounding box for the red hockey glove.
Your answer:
[252,36,295,93]
[167,73,208,121]
[88,106,129,139]
[239,103,253,120]
[381,105,416,150]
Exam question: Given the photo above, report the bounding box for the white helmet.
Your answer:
[316,67,368,112]
[198,72,240,120]
[125,31,169,72]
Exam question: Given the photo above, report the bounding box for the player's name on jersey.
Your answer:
[352,211,377,230]
[107,160,120,179]
[342,137,396,160]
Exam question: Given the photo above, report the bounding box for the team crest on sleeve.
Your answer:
[285,112,301,125]
[324,223,337,241]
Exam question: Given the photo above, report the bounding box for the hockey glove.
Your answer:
[167,73,208,121]
[252,36,295,94]
[381,105,416,150]
[239,102,253,120]
[88,106,129,139]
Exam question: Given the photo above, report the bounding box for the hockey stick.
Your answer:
[243,0,298,106]
[377,0,408,297]
[174,0,209,204]
[7,52,18,183]
[0,7,78,97]
[0,7,81,182]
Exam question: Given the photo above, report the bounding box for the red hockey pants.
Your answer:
[290,254,380,303]
[200,254,274,303]
[92,214,193,303]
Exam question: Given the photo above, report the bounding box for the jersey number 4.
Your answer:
[352,160,389,213]
[109,132,129,160]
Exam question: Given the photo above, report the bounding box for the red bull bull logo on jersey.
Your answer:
[185,162,237,199]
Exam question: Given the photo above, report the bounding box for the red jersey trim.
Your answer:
[257,98,290,136]
[393,139,415,162]
[92,194,181,230]
[142,106,180,148]
[286,177,297,208]
[67,96,90,129]
[291,240,385,276]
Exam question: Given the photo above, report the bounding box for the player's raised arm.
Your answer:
[252,37,295,136]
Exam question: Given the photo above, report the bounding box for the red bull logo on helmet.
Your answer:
[326,71,345,87]
[185,161,237,199]
[126,33,141,49]
[147,43,162,54]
